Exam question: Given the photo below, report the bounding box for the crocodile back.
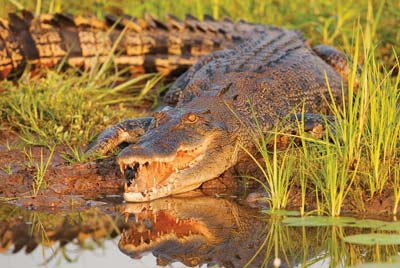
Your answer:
[174,28,344,131]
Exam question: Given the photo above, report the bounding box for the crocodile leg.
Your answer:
[287,113,335,139]
[290,113,334,135]
[85,117,154,156]
[313,44,361,88]
[270,113,336,149]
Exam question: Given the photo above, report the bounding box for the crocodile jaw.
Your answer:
[119,139,211,202]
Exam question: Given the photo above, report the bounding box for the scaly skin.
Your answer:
[0,11,279,79]
[88,27,350,202]
[0,12,353,202]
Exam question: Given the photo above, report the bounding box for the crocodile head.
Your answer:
[119,99,238,202]
[118,194,247,266]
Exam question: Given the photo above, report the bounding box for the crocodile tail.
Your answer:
[0,11,275,80]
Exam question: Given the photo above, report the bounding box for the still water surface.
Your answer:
[0,193,399,268]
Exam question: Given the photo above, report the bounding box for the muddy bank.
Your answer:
[0,129,398,216]
[0,129,122,207]
[0,129,243,208]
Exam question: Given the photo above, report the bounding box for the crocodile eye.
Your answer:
[186,113,198,123]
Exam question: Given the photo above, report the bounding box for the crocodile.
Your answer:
[86,23,354,202]
[0,11,283,79]
[0,12,354,202]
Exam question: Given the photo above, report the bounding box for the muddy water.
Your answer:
[0,193,399,268]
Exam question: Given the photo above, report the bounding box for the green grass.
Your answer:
[239,109,296,212]
[0,163,12,175]
[32,146,55,196]
[254,22,399,216]
[252,23,399,216]
[0,69,160,152]
[312,25,399,216]
[0,0,399,215]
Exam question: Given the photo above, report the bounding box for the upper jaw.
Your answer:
[119,140,211,202]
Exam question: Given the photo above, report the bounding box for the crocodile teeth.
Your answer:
[120,163,126,175]
[124,213,129,222]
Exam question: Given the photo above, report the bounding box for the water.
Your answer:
[0,193,399,268]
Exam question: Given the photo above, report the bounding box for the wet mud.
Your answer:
[0,129,245,209]
[0,129,122,207]
[0,128,398,216]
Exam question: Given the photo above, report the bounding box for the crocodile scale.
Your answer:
[0,11,354,202]
[0,11,280,79]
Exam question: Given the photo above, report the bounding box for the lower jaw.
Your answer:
[123,192,149,202]
[123,184,173,202]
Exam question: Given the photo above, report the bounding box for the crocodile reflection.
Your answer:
[0,195,284,267]
[1,196,399,267]
[119,193,280,267]
[0,205,126,254]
